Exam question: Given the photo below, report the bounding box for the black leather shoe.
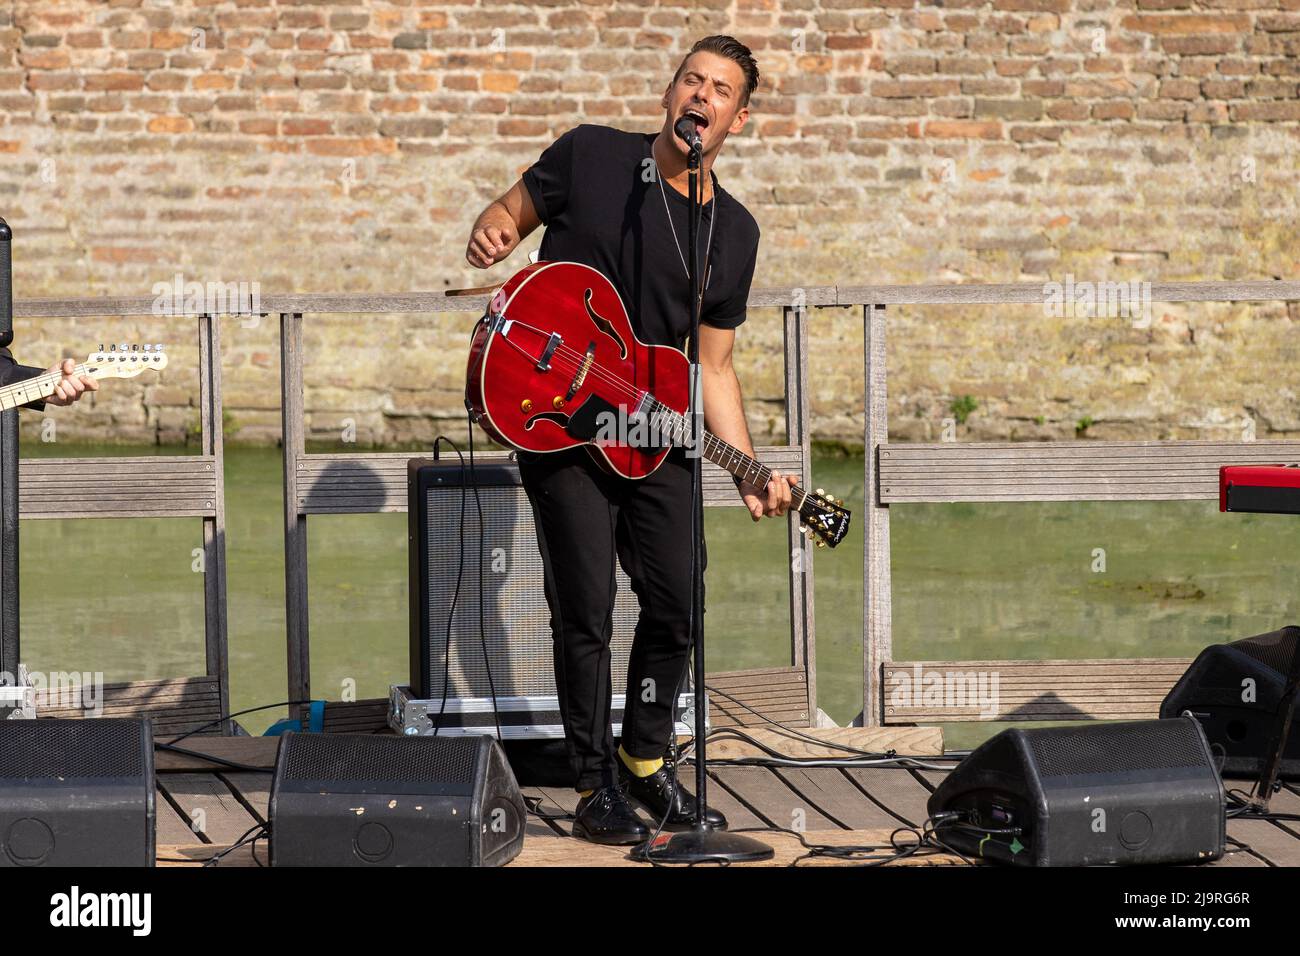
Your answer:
[572,785,650,846]
[620,759,728,831]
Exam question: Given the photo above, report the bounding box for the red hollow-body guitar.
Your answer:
[465,261,850,549]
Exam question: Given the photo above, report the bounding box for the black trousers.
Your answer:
[517,445,703,792]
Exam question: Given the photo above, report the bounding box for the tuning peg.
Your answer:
[835,498,843,507]
[816,540,827,549]
[815,487,825,497]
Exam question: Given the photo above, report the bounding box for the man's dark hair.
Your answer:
[672,35,759,108]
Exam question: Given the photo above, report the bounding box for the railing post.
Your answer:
[783,303,816,722]
[197,312,231,732]
[280,312,310,723]
[862,303,892,727]
[0,218,15,678]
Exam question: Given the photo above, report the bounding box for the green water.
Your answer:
[15,443,1300,746]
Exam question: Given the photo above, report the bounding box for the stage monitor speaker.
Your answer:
[268,731,526,867]
[1160,625,1300,779]
[0,718,155,867]
[407,457,643,705]
[926,718,1225,866]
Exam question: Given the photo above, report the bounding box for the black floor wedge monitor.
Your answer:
[269,732,526,867]
[1161,625,1300,779]
[927,718,1225,867]
[0,718,155,867]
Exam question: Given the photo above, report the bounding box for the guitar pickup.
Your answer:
[536,332,561,372]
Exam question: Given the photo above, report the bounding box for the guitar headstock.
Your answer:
[85,343,168,379]
[798,487,852,549]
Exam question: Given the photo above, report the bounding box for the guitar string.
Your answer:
[0,363,96,403]
[487,321,816,513]
[1,360,159,406]
[492,319,773,479]
[484,309,832,520]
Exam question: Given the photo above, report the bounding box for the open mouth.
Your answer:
[682,108,710,130]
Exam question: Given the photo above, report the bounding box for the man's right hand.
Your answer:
[466,222,518,269]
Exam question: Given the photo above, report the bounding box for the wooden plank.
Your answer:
[883,658,1192,722]
[709,765,838,830]
[198,312,231,731]
[157,773,260,845]
[155,790,201,846]
[863,303,891,727]
[699,771,765,830]
[219,771,272,824]
[519,787,571,837]
[1214,845,1268,867]
[1226,818,1300,866]
[537,786,580,816]
[319,698,390,733]
[878,440,1300,503]
[282,311,311,724]
[707,726,943,760]
[296,447,805,513]
[157,826,964,867]
[783,304,816,716]
[707,666,810,728]
[21,280,1300,320]
[843,767,934,827]
[18,456,218,518]
[154,736,280,772]
[775,768,906,830]
[35,677,225,735]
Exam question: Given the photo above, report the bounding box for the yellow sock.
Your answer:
[618,745,664,778]
[577,788,594,798]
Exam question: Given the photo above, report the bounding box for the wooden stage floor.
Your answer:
[153,736,1300,867]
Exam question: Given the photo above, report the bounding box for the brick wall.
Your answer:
[1,1,1297,447]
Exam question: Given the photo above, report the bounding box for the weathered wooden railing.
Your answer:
[11,278,1300,738]
[272,290,819,732]
[857,279,1300,727]
[3,301,229,736]
[7,287,824,735]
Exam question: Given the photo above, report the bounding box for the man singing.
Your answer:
[465,35,794,845]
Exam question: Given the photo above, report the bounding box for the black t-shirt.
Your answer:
[521,124,760,350]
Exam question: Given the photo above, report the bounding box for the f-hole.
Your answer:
[585,288,627,360]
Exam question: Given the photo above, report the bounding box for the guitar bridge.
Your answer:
[565,343,596,400]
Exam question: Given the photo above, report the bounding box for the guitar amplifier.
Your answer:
[1220,464,1300,514]
[406,457,696,739]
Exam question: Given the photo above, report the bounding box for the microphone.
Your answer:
[674,115,702,151]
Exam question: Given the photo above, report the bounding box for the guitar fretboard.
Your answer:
[0,364,94,412]
[646,399,811,512]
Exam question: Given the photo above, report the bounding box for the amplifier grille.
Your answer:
[280,733,478,785]
[1029,720,1207,777]
[420,474,640,699]
[0,719,144,779]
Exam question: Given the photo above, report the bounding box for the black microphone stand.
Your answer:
[632,125,772,864]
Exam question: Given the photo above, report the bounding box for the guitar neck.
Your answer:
[650,401,810,511]
[0,365,86,412]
